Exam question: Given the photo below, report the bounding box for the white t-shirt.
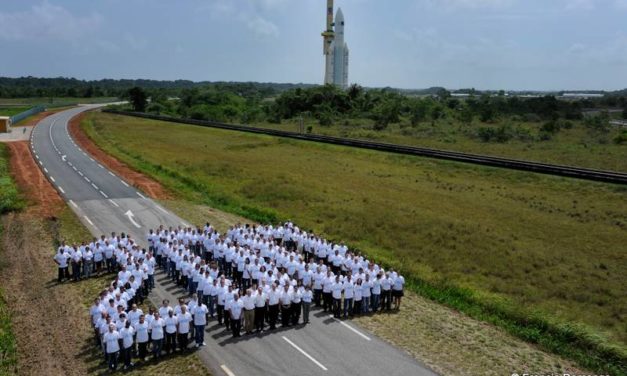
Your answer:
[151,318,165,340]
[229,299,244,320]
[121,327,135,349]
[134,322,149,343]
[104,331,121,353]
[193,304,208,326]
[177,312,192,334]
[164,316,178,334]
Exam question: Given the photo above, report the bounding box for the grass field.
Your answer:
[0,107,30,117]
[81,112,627,373]
[245,116,627,172]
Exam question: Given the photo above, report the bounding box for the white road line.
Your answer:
[282,336,328,371]
[50,176,56,183]
[35,154,39,160]
[43,167,48,173]
[137,192,146,199]
[100,191,108,198]
[220,365,236,376]
[108,171,115,177]
[91,183,99,190]
[89,157,94,162]
[69,200,78,208]
[78,171,84,176]
[328,315,371,341]
[181,222,190,227]
[38,161,42,166]
[82,152,88,157]
[84,215,94,226]
[156,205,168,214]
[58,186,65,194]
[98,163,104,168]
[108,199,120,207]
[68,162,73,167]
[85,177,91,183]
[121,180,130,187]
[72,166,77,171]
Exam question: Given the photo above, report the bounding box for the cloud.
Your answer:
[200,0,280,38]
[431,0,516,9]
[0,1,102,41]
[564,0,597,10]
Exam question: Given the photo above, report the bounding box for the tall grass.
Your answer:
[81,112,627,374]
[0,144,24,214]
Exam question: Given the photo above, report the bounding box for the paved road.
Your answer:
[31,106,437,376]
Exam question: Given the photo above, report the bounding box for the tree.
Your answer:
[622,107,627,120]
[459,104,474,126]
[128,87,147,112]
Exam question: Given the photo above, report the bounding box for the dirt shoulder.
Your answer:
[68,111,171,200]
[6,141,63,218]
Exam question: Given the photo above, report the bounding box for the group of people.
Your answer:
[63,221,405,371]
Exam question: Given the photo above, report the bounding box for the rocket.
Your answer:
[322,0,335,85]
[322,1,349,89]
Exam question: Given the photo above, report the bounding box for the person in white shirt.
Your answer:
[103,324,121,371]
[151,312,165,359]
[120,321,135,369]
[343,277,355,318]
[279,284,293,327]
[267,283,280,330]
[228,293,244,337]
[133,315,150,361]
[362,274,372,314]
[331,276,344,318]
[371,273,382,312]
[380,272,392,311]
[164,310,178,354]
[253,287,267,332]
[53,247,69,282]
[192,296,208,347]
[302,285,313,324]
[353,279,363,316]
[177,304,192,351]
[83,246,94,279]
[242,289,256,335]
[392,273,405,310]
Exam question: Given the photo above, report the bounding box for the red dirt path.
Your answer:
[68,111,171,199]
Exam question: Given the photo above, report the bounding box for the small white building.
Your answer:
[0,116,11,133]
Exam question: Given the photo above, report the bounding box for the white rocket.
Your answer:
[322,1,349,89]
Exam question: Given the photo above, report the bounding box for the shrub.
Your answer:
[477,125,512,143]
[613,131,627,145]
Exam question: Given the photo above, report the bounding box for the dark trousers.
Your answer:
[323,292,332,311]
[314,289,322,306]
[382,290,392,310]
[343,298,353,318]
[58,267,68,282]
[122,346,132,367]
[231,317,242,337]
[71,261,81,281]
[333,298,342,318]
[281,305,291,326]
[217,304,225,324]
[254,306,266,331]
[107,351,119,370]
[165,332,176,353]
[268,304,279,329]
[291,302,301,325]
[138,341,148,359]
[178,332,189,350]
[354,300,362,315]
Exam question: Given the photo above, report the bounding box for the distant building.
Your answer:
[322,1,349,89]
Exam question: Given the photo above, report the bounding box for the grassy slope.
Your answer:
[246,116,627,172]
[0,107,30,117]
[0,143,22,375]
[82,112,627,372]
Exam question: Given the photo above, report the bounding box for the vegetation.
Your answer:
[0,144,24,214]
[0,107,30,117]
[82,112,627,374]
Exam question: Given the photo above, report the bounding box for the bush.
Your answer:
[541,120,560,134]
[318,112,333,127]
[613,131,627,145]
[477,125,513,143]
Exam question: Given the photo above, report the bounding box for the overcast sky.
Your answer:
[1,0,626,90]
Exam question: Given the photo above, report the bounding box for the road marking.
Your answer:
[108,199,119,207]
[125,210,142,228]
[121,180,130,187]
[43,167,48,173]
[181,222,190,227]
[38,160,42,166]
[78,171,84,176]
[72,166,77,171]
[108,171,115,177]
[282,336,328,371]
[156,205,168,214]
[69,200,78,208]
[84,215,94,226]
[85,177,91,183]
[220,365,236,376]
[82,152,88,157]
[91,183,98,190]
[50,176,56,182]
[58,186,65,194]
[100,191,109,198]
[35,154,39,160]
[89,157,94,162]
[98,163,104,168]
[328,315,371,341]
[137,192,146,199]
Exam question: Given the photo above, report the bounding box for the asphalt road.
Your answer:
[32,106,437,376]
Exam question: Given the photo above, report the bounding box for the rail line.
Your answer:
[102,109,627,185]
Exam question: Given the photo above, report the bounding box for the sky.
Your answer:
[0,0,626,91]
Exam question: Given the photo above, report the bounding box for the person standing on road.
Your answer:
[280,284,293,327]
[253,286,267,333]
[302,285,313,324]
[229,293,244,337]
[267,283,280,330]
[242,289,256,335]
[120,320,135,370]
[343,276,354,318]
[164,310,178,354]
[103,323,121,371]
[151,312,165,359]
[177,304,192,351]
[192,296,208,347]
[331,275,343,318]
[134,314,150,361]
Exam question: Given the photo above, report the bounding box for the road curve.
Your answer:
[31,106,437,376]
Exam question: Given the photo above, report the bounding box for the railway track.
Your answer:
[103,109,627,185]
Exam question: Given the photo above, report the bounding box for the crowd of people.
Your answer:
[55,221,406,371]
